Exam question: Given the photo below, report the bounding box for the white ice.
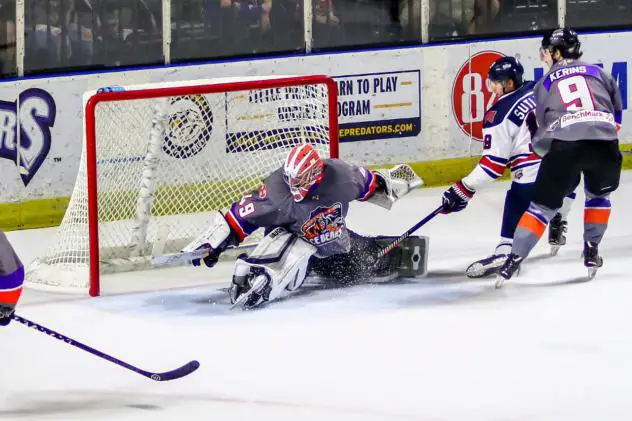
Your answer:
[2,173,632,421]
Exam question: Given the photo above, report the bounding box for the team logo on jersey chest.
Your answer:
[301,203,344,246]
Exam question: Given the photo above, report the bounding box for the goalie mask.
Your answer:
[283,144,324,202]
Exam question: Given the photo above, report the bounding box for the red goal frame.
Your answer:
[84,75,339,296]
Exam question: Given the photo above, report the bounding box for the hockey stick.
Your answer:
[377,205,443,258]
[12,314,200,382]
[151,243,257,267]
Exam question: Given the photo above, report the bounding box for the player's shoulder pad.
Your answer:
[318,159,361,195]
[483,82,536,129]
[259,168,292,202]
[321,158,357,180]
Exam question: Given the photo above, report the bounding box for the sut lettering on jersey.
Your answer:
[0,88,56,186]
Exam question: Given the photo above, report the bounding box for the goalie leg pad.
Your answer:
[230,227,317,308]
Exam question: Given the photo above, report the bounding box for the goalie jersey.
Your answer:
[462,81,541,190]
[225,159,376,258]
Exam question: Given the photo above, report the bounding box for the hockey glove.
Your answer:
[441,180,475,214]
[191,245,223,268]
[182,211,239,268]
[0,303,14,326]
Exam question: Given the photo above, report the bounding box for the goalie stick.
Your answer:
[151,243,257,266]
[377,205,443,258]
[12,314,200,382]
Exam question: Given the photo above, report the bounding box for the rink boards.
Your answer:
[0,29,631,229]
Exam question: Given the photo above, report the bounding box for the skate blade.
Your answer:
[466,263,485,278]
[230,276,267,310]
[550,245,561,256]
[587,267,598,279]
[494,275,505,289]
[466,264,504,279]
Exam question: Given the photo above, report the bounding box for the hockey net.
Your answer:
[26,75,338,296]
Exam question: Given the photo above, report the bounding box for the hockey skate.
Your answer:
[466,254,508,278]
[229,267,272,310]
[583,241,603,280]
[548,213,567,256]
[495,253,523,289]
[375,236,429,279]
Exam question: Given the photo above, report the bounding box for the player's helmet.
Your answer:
[541,27,582,60]
[283,144,325,202]
[487,56,524,88]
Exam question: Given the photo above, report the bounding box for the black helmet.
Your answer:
[542,28,582,60]
[488,56,524,88]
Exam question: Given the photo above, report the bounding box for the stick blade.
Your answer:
[149,360,200,381]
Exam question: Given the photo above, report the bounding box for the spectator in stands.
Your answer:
[429,0,468,39]
[0,0,15,76]
[468,0,499,34]
[315,0,340,26]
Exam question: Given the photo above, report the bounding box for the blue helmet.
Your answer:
[488,56,524,88]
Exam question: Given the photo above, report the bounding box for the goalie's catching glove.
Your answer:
[182,211,239,268]
[441,180,475,214]
[368,164,423,210]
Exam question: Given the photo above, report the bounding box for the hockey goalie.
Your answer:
[182,144,427,309]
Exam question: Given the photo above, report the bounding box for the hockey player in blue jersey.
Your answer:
[441,56,574,277]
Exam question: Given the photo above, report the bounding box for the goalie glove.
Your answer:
[441,180,475,214]
[368,164,424,210]
[182,211,239,268]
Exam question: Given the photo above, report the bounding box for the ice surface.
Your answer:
[2,174,632,421]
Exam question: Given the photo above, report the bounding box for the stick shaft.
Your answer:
[377,205,443,258]
[11,314,199,381]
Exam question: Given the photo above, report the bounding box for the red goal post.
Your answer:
[27,75,339,297]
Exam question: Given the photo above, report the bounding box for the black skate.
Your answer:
[548,214,567,256]
[466,254,508,278]
[583,241,603,279]
[495,253,523,289]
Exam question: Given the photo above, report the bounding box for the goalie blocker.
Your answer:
[182,144,426,309]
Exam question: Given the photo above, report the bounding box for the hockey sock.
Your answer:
[500,182,535,239]
[583,195,611,245]
[512,203,557,258]
[558,191,577,221]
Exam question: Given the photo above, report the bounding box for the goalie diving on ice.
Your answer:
[182,143,427,309]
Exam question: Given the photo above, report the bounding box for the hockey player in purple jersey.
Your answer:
[0,231,25,326]
[497,28,623,285]
[183,144,426,308]
[440,56,574,278]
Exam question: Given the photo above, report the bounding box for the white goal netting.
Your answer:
[26,76,337,295]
